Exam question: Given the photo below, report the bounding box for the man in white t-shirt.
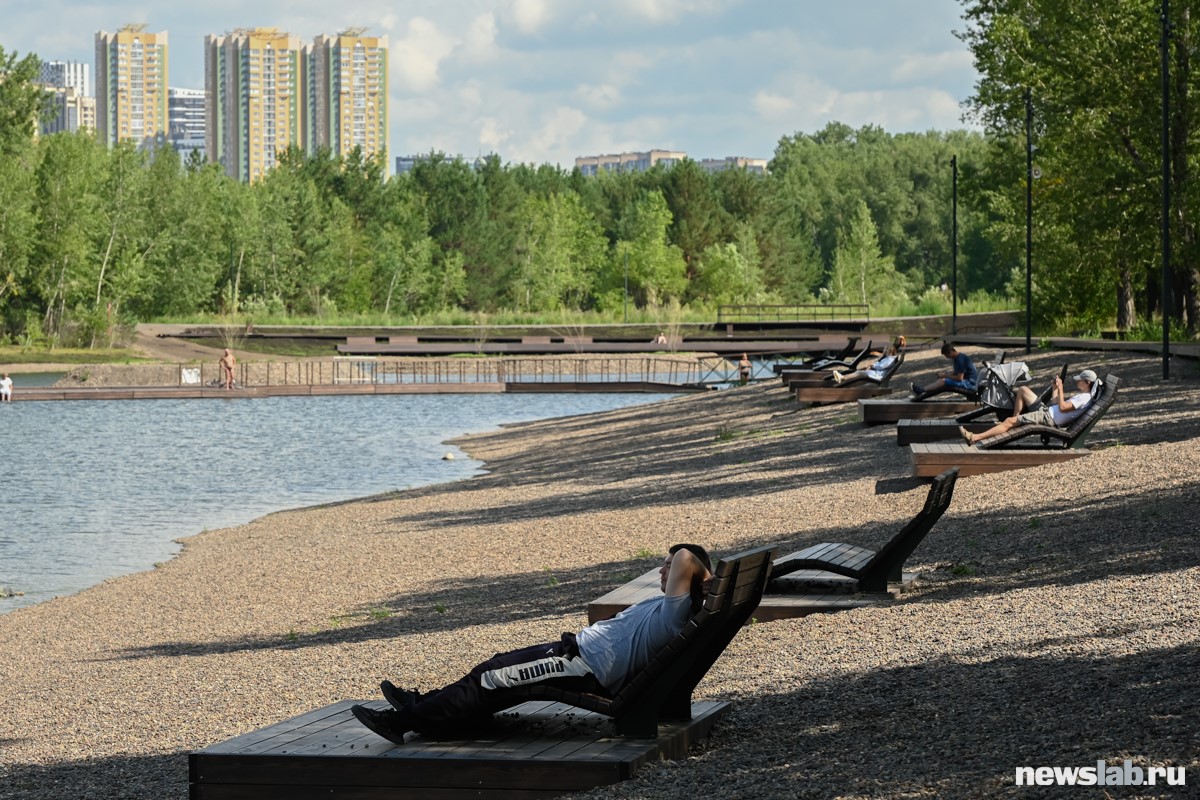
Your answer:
[961,369,1098,445]
[351,544,713,743]
[0,373,12,403]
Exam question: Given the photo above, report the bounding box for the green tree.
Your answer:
[608,190,687,309]
[826,201,908,308]
[0,46,53,156]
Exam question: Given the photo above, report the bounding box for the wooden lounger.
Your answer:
[510,546,773,738]
[769,467,958,594]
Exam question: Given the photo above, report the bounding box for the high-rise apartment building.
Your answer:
[205,28,307,182]
[574,150,688,176]
[310,30,388,163]
[168,87,207,162]
[95,25,169,148]
[40,88,96,135]
[39,60,91,97]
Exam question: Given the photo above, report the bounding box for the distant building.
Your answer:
[310,29,388,164]
[574,149,687,176]
[39,60,91,97]
[40,87,96,135]
[168,87,206,162]
[697,156,768,174]
[204,28,307,182]
[95,25,169,148]
[394,153,489,176]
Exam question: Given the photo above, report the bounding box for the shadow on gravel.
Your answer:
[0,752,184,800]
[713,642,1200,799]
[900,476,1200,607]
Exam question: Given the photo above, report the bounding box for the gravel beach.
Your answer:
[1,347,1197,799]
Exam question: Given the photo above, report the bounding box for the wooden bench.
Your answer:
[792,384,894,404]
[772,337,860,374]
[896,418,994,446]
[769,468,958,594]
[515,546,773,738]
[909,441,1091,477]
[860,398,980,425]
[975,374,1119,449]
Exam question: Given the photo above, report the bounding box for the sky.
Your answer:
[1,0,981,169]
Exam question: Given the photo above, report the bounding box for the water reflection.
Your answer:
[0,392,671,613]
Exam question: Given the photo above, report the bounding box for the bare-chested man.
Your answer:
[220,348,236,390]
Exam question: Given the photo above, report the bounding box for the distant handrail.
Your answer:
[717,303,870,323]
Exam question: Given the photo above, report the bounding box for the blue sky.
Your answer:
[2,0,980,167]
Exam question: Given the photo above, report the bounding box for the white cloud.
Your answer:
[463,12,498,58]
[890,50,975,84]
[509,0,552,35]
[479,117,512,151]
[393,16,458,92]
[611,0,737,24]
[574,83,621,110]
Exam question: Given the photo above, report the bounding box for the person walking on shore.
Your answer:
[0,373,12,403]
[220,349,236,390]
[351,544,713,743]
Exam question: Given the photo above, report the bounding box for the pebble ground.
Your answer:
[0,347,1197,799]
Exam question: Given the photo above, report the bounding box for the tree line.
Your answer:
[5,22,1198,347]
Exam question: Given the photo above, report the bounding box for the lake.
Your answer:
[0,392,673,614]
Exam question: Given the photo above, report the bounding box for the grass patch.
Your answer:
[0,346,151,365]
[950,564,977,576]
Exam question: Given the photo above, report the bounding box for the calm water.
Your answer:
[0,392,672,614]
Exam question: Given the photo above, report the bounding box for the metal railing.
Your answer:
[717,303,870,323]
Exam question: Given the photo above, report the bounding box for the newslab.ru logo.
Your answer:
[1015,759,1185,787]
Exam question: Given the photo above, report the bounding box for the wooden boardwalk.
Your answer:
[587,567,889,625]
[190,698,729,799]
[858,398,981,425]
[909,441,1091,477]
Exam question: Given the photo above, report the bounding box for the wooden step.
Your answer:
[858,398,981,425]
[909,442,1090,477]
[793,385,894,404]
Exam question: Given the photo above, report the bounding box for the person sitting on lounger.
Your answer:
[960,369,1098,445]
[912,342,977,397]
[351,543,713,743]
[831,336,905,385]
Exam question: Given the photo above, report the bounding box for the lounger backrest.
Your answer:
[843,341,874,370]
[863,467,958,587]
[608,546,773,715]
[876,349,905,385]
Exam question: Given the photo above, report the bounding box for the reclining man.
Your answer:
[960,368,1098,445]
[912,341,977,398]
[352,543,714,743]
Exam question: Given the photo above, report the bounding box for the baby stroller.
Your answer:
[956,361,1067,423]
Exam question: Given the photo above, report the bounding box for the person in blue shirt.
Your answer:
[351,544,713,743]
[912,342,977,397]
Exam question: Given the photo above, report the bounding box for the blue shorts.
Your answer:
[945,378,976,391]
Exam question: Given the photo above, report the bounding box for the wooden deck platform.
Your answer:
[909,442,1091,477]
[587,567,889,625]
[792,384,894,404]
[857,398,981,425]
[896,419,995,446]
[189,698,729,799]
[337,340,817,356]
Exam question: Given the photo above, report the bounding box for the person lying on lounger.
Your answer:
[960,369,1098,445]
[911,341,977,397]
[351,543,713,743]
[831,336,905,385]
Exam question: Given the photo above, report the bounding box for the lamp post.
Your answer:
[1025,88,1033,355]
[623,251,629,324]
[951,154,958,336]
[1161,0,1172,379]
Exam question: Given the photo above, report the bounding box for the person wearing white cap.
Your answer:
[960,369,1099,445]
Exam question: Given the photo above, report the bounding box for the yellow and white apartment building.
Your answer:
[95,25,168,148]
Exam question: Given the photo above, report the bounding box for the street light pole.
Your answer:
[1161,0,1172,379]
[951,154,958,336]
[623,251,629,324]
[1025,88,1033,355]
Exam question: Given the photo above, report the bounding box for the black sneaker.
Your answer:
[351,704,409,745]
[911,382,924,397]
[381,680,423,711]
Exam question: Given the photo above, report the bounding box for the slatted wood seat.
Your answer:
[861,398,980,426]
[806,340,875,372]
[769,467,958,594]
[504,546,773,739]
[896,418,993,445]
[772,337,860,374]
[910,351,1004,402]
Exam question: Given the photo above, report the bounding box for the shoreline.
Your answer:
[0,346,1197,799]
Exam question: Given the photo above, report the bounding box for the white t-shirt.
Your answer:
[1050,391,1093,426]
[866,355,896,381]
[0,377,11,396]
[576,592,692,693]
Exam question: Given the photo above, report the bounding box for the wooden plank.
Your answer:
[909,443,1091,477]
[792,385,893,404]
[896,419,993,446]
[858,398,980,425]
